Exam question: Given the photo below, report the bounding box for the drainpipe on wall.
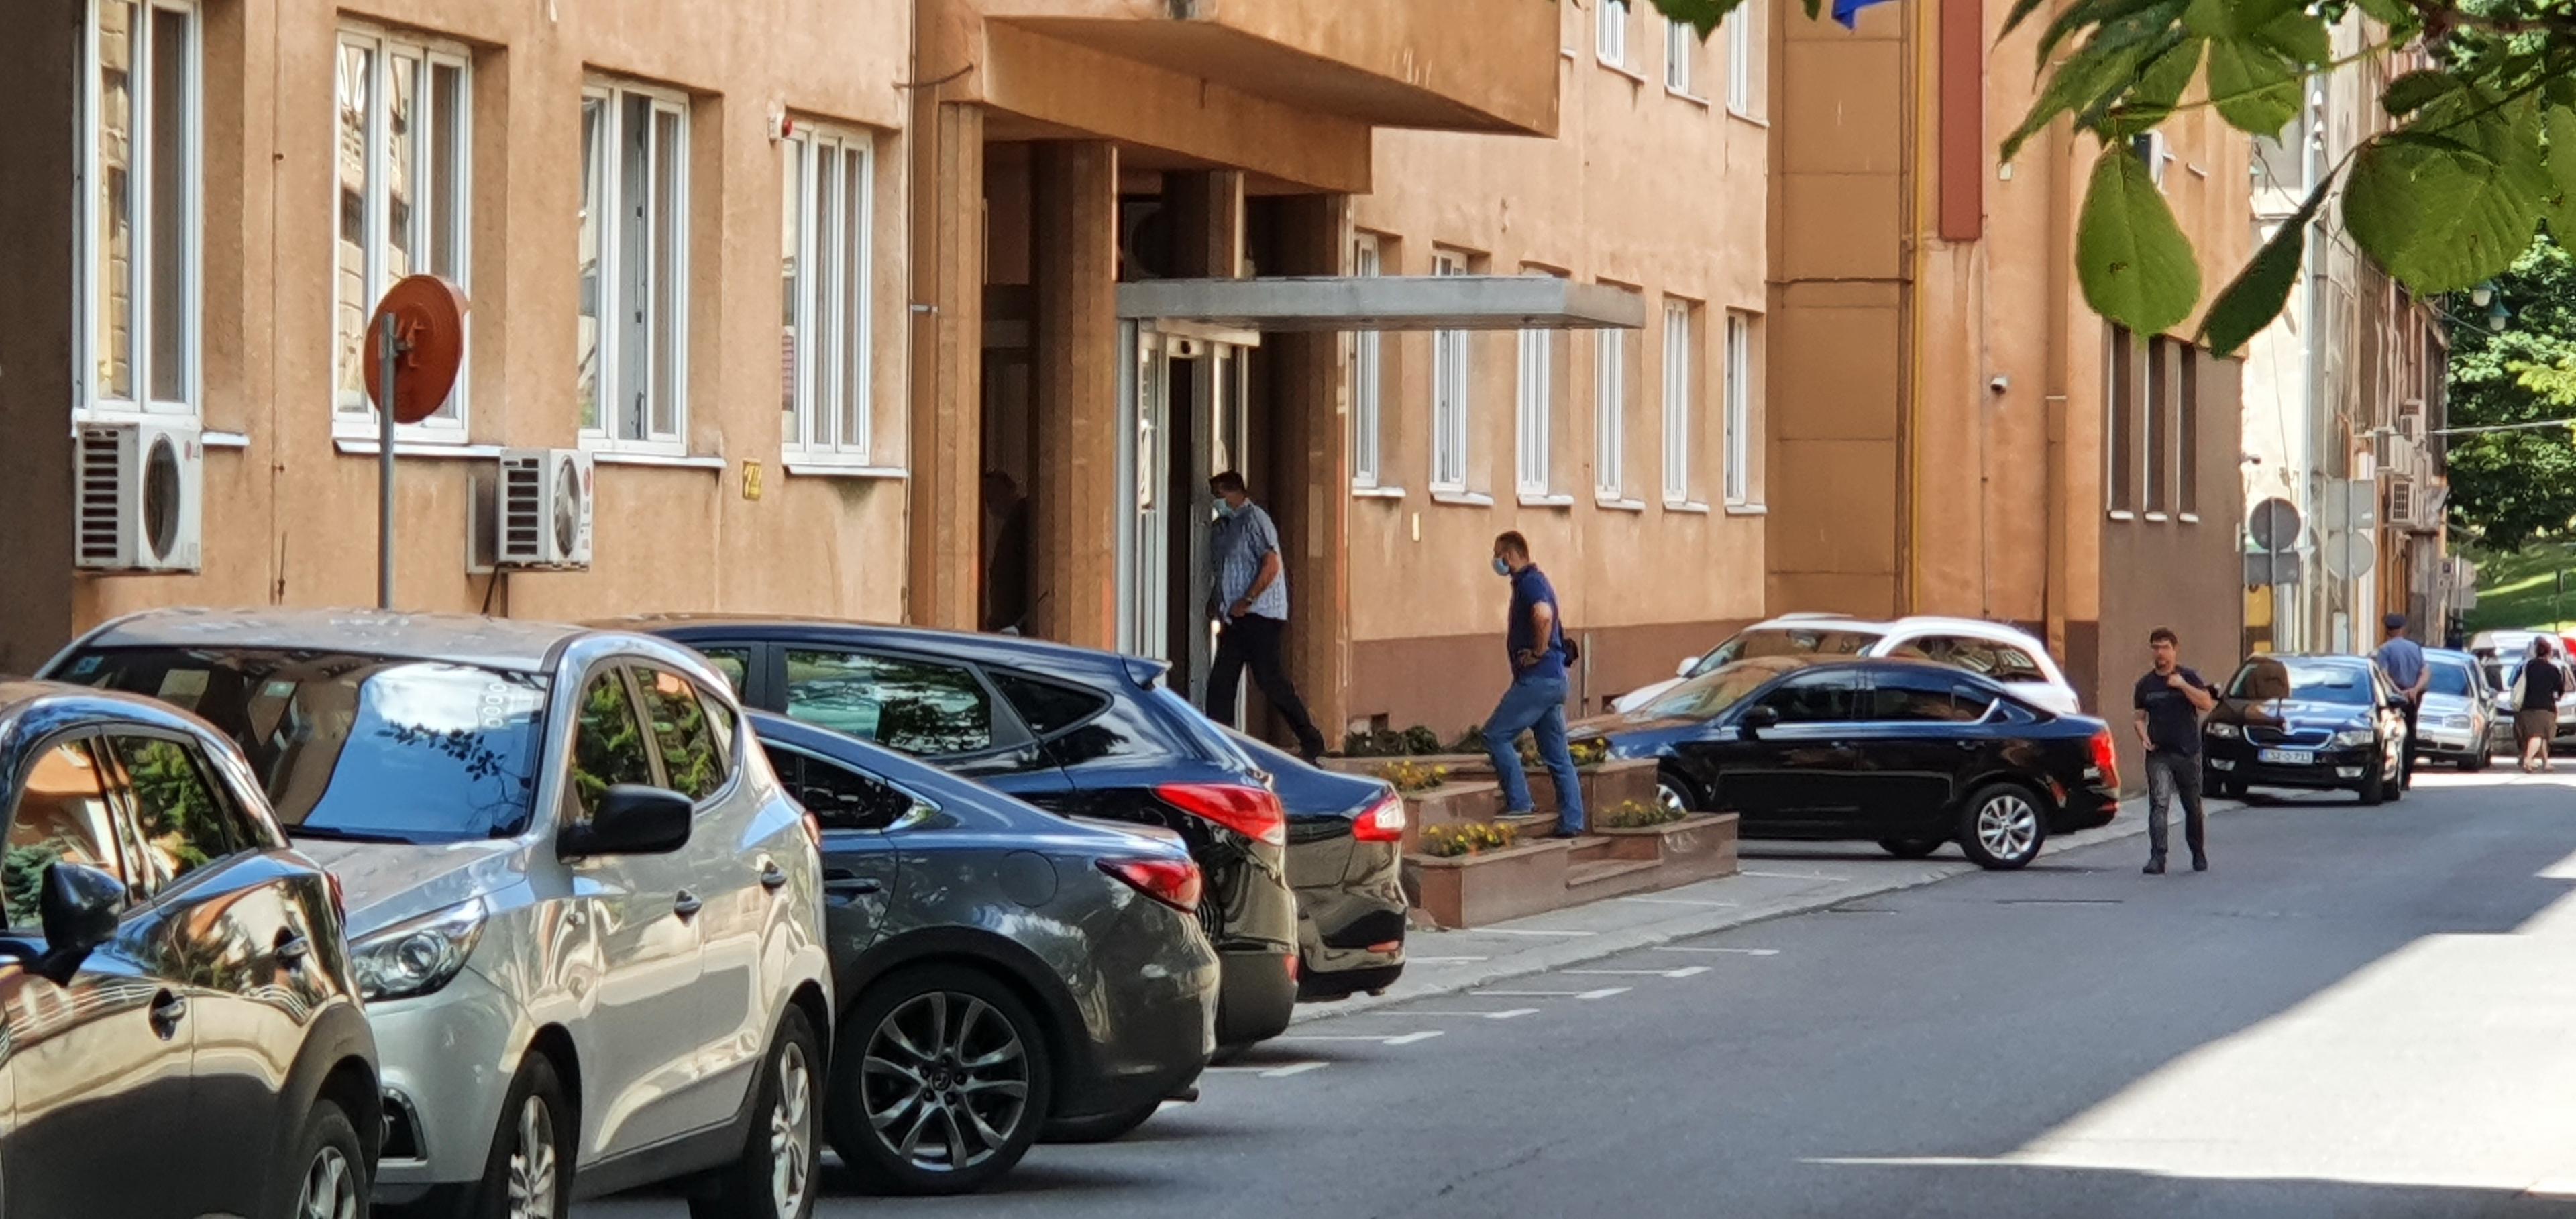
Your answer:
[2041,116,2074,666]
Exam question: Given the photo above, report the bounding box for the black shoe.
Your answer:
[2143,859,2166,875]
[2191,855,2208,872]
[1547,828,1585,840]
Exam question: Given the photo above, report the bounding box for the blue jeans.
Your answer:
[1483,674,1584,833]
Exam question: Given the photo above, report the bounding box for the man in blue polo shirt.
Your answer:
[1483,531,1585,837]
[2375,613,2431,788]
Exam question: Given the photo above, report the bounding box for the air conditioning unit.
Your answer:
[2386,476,2420,530]
[494,448,594,569]
[75,417,203,573]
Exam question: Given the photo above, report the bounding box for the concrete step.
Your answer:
[1566,835,1618,865]
[1563,857,1663,899]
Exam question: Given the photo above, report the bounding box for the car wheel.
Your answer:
[688,1008,821,1219]
[2464,748,2491,773]
[1042,1099,1164,1145]
[1656,769,1704,816]
[282,1098,367,1219]
[1876,837,1944,859]
[2358,755,2387,805]
[460,1055,572,1219]
[1956,783,2045,870]
[831,965,1052,1196]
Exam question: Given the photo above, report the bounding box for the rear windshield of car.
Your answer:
[53,647,551,844]
[2428,661,2475,698]
[1694,627,1880,677]
[2227,658,2372,706]
[1148,686,1258,772]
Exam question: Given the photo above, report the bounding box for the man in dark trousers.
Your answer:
[2375,612,2431,788]
[1204,471,1328,761]
[1483,531,1586,838]
[2133,626,2218,874]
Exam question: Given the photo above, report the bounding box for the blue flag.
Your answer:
[1833,0,1895,28]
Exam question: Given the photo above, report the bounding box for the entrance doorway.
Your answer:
[1116,323,1252,712]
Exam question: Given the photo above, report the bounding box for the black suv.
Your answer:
[616,617,1299,1049]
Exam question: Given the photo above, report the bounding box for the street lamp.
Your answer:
[2471,282,2496,307]
[2489,298,2511,331]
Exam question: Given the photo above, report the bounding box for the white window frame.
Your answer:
[1667,15,1696,95]
[1517,325,1552,496]
[578,78,692,456]
[1596,326,1627,498]
[1723,310,1757,506]
[76,0,203,422]
[1599,0,1631,66]
[1430,250,1472,493]
[1350,232,1385,489]
[781,123,875,464]
[1662,299,1697,506]
[1726,0,1761,115]
[333,24,472,440]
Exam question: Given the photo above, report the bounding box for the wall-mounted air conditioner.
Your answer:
[75,417,203,573]
[494,448,594,570]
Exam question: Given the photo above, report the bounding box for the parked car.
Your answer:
[1573,657,2120,870]
[2481,652,2576,748]
[1614,614,2081,717]
[746,710,1218,1182]
[2416,648,2499,770]
[2202,653,2411,804]
[616,616,1300,1051]
[0,679,380,1218]
[1222,729,1407,1002]
[46,609,833,1219]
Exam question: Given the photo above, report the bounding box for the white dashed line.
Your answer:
[1472,928,1599,937]
[1260,1062,1328,1079]
[1616,896,1743,908]
[1472,986,1632,1000]
[1652,946,1781,956]
[1407,955,1493,963]
[1272,1030,1446,1046]
[1740,869,1851,882]
[1360,1008,1540,1021]
[1564,966,1711,979]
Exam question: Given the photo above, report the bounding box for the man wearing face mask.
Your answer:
[1205,470,1329,761]
[1483,531,1585,837]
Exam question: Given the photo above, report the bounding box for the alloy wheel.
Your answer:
[861,990,1032,1174]
[1656,781,1690,818]
[1975,793,2039,862]
[297,1145,359,1219]
[770,1039,816,1214]
[507,1094,559,1219]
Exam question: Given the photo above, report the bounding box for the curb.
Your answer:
[1288,796,2242,1026]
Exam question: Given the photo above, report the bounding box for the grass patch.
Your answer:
[2469,545,2576,633]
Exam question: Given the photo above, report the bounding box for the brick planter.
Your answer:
[1581,759,1660,820]
[1397,781,1506,853]
[1321,752,1488,780]
[1594,813,1741,885]
[1403,837,1574,929]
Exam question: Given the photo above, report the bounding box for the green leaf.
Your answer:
[2037,0,2174,66]
[2544,106,2576,239]
[2206,38,2304,133]
[2004,38,2149,161]
[2182,0,2302,38]
[2383,70,2461,117]
[2249,9,2329,65]
[1645,0,1739,36]
[2345,106,2548,293]
[2354,0,2414,29]
[2199,172,2332,356]
[2078,148,2204,335]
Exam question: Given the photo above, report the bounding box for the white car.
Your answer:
[1614,614,2083,717]
[48,609,834,1219]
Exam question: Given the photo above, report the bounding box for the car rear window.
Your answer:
[1148,686,1259,771]
[992,670,1112,739]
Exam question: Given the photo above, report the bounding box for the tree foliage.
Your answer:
[1646,0,2576,352]
[2446,233,2576,547]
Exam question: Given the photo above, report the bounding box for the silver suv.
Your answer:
[47,609,833,1219]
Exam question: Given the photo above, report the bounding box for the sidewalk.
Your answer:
[1293,791,2241,1026]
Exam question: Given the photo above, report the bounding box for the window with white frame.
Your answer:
[335,25,470,435]
[578,80,690,452]
[1431,250,1471,492]
[780,123,874,462]
[80,0,201,419]
[1517,321,1553,495]
[1596,326,1627,498]
[1662,298,1697,504]
[1667,15,1696,93]
[1726,0,1762,115]
[1599,0,1630,66]
[1350,232,1385,488]
[1723,311,1756,505]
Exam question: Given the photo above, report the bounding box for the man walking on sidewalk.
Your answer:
[1483,531,1586,838]
[2375,613,2431,788]
[2133,627,2218,874]
[1204,471,1329,761]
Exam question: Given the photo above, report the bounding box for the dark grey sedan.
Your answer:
[746,711,1220,1194]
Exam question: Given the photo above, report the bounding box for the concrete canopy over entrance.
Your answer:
[1116,276,1648,333]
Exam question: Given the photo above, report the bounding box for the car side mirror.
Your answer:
[1676,656,1697,678]
[37,863,125,982]
[559,784,694,857]
[1740,704,1781,735]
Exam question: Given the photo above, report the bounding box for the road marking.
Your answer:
[1617,896,1742,908]
[1472,928,1599,937]
[1564,966,1711,979]
[1203,1061,1330,1078]
[1273,1030,1445,1046]
[1652,946,1781,956]
[1407,955,1492,963]
[1472,986,1632,1000]
[1359,1008,1540,1020]
[1741,869,1851,882]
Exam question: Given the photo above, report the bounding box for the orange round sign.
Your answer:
[362,274,470,425]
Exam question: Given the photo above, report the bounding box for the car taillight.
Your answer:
[1352,792,1407,843]
[2090,729,2121,789]
[1099,858,1204,914]
[1155,782,1288,846]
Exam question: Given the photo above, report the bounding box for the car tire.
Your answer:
[280,1097,369,1219]
[1041,1099,1164,1144]
[830,965,1052,1197]
[1876,837,1945,859]
[455,1055,572,1219]
[2464,749,2491,773]
[1956,782,2046,870]
[1656,770,1705,817]
[2358,755,2387,805]
[691,1007,822,1219]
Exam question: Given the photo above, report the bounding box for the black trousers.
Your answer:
[2399,696,2420,786]
[1208,615,1327,758]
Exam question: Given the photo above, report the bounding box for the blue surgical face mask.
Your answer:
[1214,500,1238,520]
[1492,558,1512,578]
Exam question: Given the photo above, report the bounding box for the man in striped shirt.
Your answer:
[1205,470,1328,761]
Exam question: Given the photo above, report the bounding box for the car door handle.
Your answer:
[760,862,789,892]
[150,991,188,1036]
[274,931,311,967]
[824,871,884,896]
[673,890,704,919]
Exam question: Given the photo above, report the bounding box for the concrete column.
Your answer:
[1029,140,1120,649]
[1259,194,1353,741]
[906,100,986,631]
[1162,170,1244,279]
[0,5,80,672]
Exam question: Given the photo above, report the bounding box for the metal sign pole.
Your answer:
[378,321,399,610]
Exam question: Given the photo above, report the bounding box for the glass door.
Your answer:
[1116,323,1171,661]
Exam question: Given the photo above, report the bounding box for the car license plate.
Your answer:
[2257,748,2314,765]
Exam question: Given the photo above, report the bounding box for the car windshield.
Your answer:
[2428,661,2475,698]
[54,647,551,843]
[1645,657,1815,720]
[2228,658,2372,706]
[1693,627,1881,676]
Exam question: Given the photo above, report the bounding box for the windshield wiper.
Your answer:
[285,825,433,845]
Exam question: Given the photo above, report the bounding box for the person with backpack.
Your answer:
[1483,531,1586,837]
[2510,637,2565,774]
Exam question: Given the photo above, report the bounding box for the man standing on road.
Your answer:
[2512,637,2565,773]
[1204,471,1329,762]
[1483,532,1586,839]
[2133,627,2218,875]
[2375,613,2431,788]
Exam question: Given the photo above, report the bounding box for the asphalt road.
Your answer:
[586,768,2576,1218]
